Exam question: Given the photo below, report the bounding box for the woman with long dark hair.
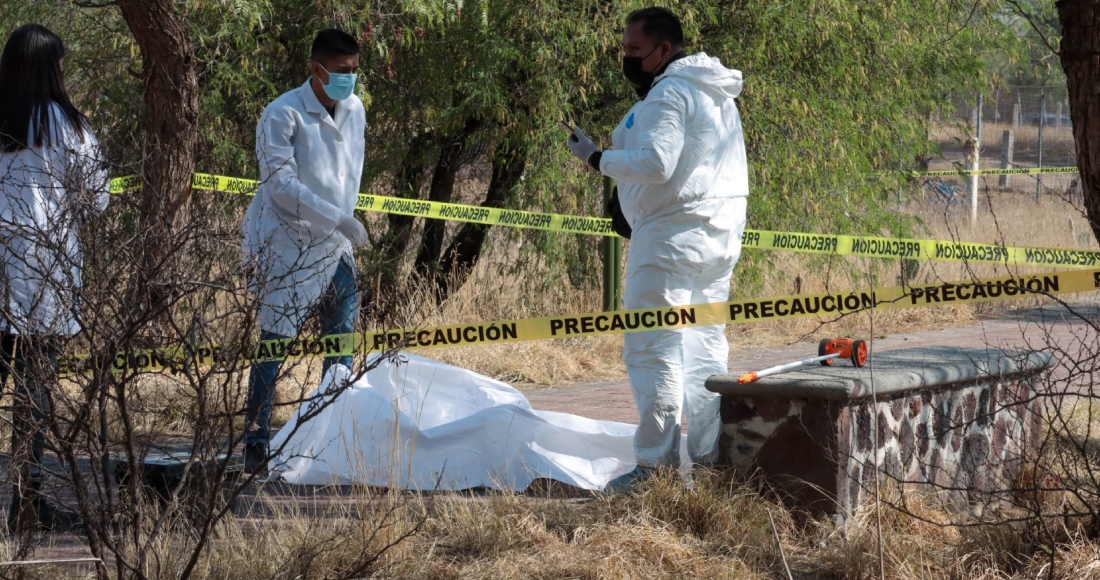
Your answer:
[0,23,108,532]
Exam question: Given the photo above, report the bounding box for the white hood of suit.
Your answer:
[600,52,749,229]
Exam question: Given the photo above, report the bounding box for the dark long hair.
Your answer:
[0,24,88,152]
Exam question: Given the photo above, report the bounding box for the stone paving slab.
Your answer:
[708,347,1056,399]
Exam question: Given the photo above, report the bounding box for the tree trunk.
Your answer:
[1058,0,1100,241]
[414,118,482,286]
[116,0,200,329]
[435,142,527,302]
[362,132,434,322]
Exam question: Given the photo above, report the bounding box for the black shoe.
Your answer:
[603,466,652,494]
[244,443,268,476]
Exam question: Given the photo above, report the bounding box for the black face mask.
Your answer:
[622,44,662,93]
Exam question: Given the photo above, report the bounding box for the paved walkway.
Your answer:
[525,297,1100,425]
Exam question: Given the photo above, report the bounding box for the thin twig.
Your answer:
[868,268,886,580]
[1004,0,1060,55]
[767,508,794,580]
[0,557,103,567]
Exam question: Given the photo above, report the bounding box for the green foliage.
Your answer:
[698,0,1010,291]
[1,0,1017,297]
[991,0,1064,86]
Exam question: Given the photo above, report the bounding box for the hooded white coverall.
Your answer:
[597,53,749,468]
[241,79,366,337]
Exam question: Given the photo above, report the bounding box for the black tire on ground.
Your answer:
[851,339,868,367]
[819,338,833,365]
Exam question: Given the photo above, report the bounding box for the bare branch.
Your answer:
[1005,0,1061,55]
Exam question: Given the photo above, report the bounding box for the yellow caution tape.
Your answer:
[108,174,143,194]
[109,173,259,195]
[353,193,615,236]
[906,166,1077,177]
[108,172,1099,269]
[59,268,1100,376]
[108,167,1081,195]
[110,173,614,236]
[741,230,1100,269]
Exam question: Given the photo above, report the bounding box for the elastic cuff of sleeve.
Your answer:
[587,150,603,171]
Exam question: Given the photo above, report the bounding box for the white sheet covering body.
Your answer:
[268,354,637,491]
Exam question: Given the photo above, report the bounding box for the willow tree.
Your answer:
[341,0,1013,307]
[16,0,1014,306]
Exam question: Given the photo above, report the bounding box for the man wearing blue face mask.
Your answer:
[240,28,368,474]
[565,7,749,491]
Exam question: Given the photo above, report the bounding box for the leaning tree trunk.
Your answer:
[362,132,435,323]
[414,118,483,289]
[1058,0,1100,241]
[413,136,467,281]
[435,141,528,303]
[116,0,200,320]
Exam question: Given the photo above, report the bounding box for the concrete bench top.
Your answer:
[706,346,1055,401]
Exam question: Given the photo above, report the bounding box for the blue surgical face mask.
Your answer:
[318,64,357,101]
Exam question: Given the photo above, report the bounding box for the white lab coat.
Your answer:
[598,53,749,468]
[242,80,366,337]
[0,104,109,336]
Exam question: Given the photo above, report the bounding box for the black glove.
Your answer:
[605,186,632,239]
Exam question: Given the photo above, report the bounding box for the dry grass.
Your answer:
[3,427,1098,580]
[373,466,1098,580]
[150,493,425,580]
[10,466,1098,579]
[377,469,782,579]
[929,121,1078,168]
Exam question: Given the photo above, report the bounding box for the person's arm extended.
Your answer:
[598,88,689,184]
[256,106,345,231]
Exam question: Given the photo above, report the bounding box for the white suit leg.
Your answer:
[682,270,733,465]
[623,241,697,469]
[683,197,747,464]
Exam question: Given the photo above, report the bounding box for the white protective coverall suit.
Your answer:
[241,80,366,337]
[598,53,749,468]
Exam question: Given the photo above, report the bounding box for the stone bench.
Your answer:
[705,346,1054,523]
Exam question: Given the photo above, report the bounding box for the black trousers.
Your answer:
[1,334,58,490]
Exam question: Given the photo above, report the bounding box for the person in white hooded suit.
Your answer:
[240,29,369,474]
[566,7,749,490]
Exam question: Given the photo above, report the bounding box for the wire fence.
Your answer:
[929,86,1080,203]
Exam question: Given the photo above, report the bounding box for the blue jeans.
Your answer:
[244,258,357,446]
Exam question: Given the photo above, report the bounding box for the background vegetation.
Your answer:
[2,0,1022,304]
[1,2,1098,579]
